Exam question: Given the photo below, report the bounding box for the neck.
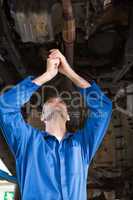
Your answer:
[45,116,66,139]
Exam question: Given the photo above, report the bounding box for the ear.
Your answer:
[44,119,47,124]
[67,114,70,121]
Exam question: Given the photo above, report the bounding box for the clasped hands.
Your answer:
[46,49,72,80]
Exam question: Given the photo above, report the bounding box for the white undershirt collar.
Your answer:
[55,136,62,143]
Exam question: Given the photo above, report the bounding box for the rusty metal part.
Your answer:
[10,0,54,44]
[61,0,76,67]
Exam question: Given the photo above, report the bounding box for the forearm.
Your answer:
[32,72,52,86]
[64,64,91,88]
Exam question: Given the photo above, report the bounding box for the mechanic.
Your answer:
[0,49,112,200]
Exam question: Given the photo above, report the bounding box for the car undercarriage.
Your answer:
[0,0,133,199]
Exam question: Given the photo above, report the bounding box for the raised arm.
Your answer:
[0,58,59,157]
[76,80,112,164]
[49,49,113,164]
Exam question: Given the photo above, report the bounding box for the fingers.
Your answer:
[47,57,59,64]
[47,57,59,61]
[47,57,60,67]
[48,49,62,59]
[48,53,59,59]
[49,49,59,53]
[48,54,62,64]
[49,49,59,57]
[49,50,59,56]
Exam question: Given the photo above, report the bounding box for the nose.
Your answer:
[51,99,60,106]
[53,100,67,109]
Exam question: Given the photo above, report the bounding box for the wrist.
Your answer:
[44,71,54,80]
[65,70,90,88]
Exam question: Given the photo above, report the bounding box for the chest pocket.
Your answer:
[66,143,83,175]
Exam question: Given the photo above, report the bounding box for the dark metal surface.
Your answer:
[0,3,27,77]
[0,1,132,199]
[113,3,133,83]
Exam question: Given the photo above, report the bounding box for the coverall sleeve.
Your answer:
[75,80,113,164]
[0,76,40,157]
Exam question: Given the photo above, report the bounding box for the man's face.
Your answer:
[41,97,70,122]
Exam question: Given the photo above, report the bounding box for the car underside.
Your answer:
[0,0,133,199]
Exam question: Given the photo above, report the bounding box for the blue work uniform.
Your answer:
[0,76,112,200]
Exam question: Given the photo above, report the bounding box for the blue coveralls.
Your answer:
[0,76,112,200]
